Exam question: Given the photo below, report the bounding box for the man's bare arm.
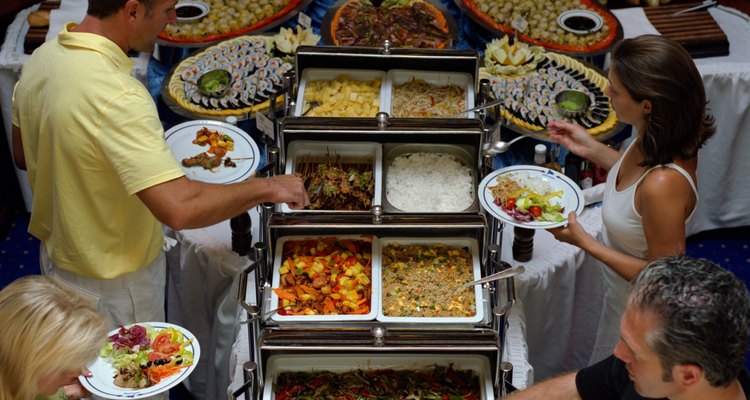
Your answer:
[137,174,308,230]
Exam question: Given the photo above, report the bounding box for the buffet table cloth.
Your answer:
[500,204,605,383]
[165,213,259,400]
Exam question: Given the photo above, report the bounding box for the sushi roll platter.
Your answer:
[164,35,293,120]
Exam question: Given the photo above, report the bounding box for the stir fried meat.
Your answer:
[334,0,451,48]
[274,364,481,399]
[297,154,374,211]
[113,363,150,389]
[181,152,223,169]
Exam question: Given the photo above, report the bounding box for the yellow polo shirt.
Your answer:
[13,23,184,279]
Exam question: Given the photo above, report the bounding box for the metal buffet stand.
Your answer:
[231,44,520,399]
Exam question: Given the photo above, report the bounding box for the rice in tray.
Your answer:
[386,152,473,212]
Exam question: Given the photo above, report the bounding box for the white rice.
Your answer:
[386,152,474,212]
[511,173,554,195]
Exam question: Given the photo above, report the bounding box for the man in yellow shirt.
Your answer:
[11,0,308,328]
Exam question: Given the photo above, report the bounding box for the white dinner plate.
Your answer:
[478,165,584,229]
[79,322,201,399]
[164,120,260,184]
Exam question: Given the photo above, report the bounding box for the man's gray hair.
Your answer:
[629,255,750,387]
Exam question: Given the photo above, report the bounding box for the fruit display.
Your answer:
[458,0,620,54]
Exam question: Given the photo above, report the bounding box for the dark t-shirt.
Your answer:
[575,355,750,400]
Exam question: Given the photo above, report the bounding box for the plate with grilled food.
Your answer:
[164,120,260,184]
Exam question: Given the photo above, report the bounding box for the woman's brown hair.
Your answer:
[610,35,715,167]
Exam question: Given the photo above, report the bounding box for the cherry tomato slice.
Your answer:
[529,206,543,217]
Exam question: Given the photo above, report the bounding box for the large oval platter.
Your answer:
[162,35,293,120]
[321,0,458,49]
[456,0,622,56]
[482,44,623,142]
[157,0,312,47]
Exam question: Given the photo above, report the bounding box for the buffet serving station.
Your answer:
[225,45,523,400]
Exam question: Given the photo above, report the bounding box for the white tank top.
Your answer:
[601,141,699,258]
[589,141,700,365]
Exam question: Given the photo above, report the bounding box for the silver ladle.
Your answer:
[482,122,536,155]
[483,134,533,155]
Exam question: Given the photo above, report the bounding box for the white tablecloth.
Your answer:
[500,205,605,383]
[165,212,259,400]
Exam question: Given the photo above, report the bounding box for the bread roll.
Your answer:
[27,10,50,28]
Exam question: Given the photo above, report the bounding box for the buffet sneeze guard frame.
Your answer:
[233,46,519,400]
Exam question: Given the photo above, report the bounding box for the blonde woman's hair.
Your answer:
[0,275,108,400]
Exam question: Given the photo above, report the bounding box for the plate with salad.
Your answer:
[79,322,200,399]
[478,165,584,229]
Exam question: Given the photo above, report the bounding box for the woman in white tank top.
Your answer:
[545,35,716,364]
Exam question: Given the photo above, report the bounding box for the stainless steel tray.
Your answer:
[382,143,480,214]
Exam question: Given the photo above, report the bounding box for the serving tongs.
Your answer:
[463,265,525,287]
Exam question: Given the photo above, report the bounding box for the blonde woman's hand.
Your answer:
[62,369,92,399]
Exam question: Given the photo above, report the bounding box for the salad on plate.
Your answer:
[100,324,194,388]
[489,173,565,223]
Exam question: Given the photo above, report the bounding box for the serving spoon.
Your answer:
[450,98,505,117]
[463,265,526,287]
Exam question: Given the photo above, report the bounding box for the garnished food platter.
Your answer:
[455,0,622,56]
[479,37,624,142]
[321,0,458,48]
[79,322,200,399]
[164,120,260,184]
[161,35,292,120]
[157,0,312,47]
[478,165,584,229]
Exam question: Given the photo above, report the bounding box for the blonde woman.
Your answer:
[0,275,108,400]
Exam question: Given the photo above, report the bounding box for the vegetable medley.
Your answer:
[489,174,565,223]
[273,237,373,316]
[274,364,481,400]
[100,324,194,388]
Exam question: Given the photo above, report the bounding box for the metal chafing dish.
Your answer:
[233,45,518,400]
